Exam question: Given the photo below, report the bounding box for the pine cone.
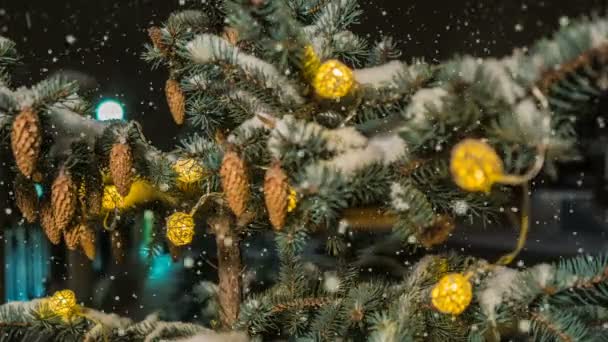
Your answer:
[11,107,42,178]
[419,215,456,249]
[222,27,239,45]
[165,79,186,125]
[264,162,289,230]
[80,226,96,261]
[148,26,168,54]
[110,230,125,264]
[109,143,134,197]
[14,176,39,223]
[51,169,77,232]
[64,224,83,251]
[40,202,61,245]
[220,151,250,218]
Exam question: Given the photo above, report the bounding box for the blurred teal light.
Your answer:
[34,183,44,198]
[95,99,124,121]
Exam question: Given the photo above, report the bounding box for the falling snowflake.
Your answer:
[451,200,469,216]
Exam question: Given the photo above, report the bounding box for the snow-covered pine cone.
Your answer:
[14,176,39,223]
[10,107,42,178]
[109,143,134,197]
[264,162,289,231]
[165,79,186,125]
[80,226,96,260]
[220,151,250,218]
[40,201,61,245]
[51,169,77,232]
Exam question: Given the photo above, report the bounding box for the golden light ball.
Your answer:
[47,289,78,319]
[173,158,205,184]
[102,185,124,211]
[312,59,355,99]
[166,211,195,246]
[287,188,297,213]
[450,139,504,193]
[431,273,473,315]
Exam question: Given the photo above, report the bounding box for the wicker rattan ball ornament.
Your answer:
[431,273,473,315]
[102,185,124,211]
[450,139,504,193]
[166,212,195,246]
[312,59,355,100]
[287,188,297,213]
[47,289,78,319]
[173,158,205,189]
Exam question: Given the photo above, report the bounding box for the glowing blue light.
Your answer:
[95,99,125,121]
[34,183,44,198]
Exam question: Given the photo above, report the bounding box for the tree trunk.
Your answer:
[211,215,241,329]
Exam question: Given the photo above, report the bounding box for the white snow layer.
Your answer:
[404,87,449,124]
[478,267,518,323]
[187,34,303,104]
[354,60,404,87]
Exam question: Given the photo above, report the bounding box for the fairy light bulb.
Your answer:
[166,212,195,246]
[450,139,504,193]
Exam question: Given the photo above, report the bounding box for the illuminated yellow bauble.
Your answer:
[287,188,297,213]
[312,59,355,99]
[102,185,124,211]
[450,139,504,193]
[47,289,78,319]
[431,273,473,315]
[166,212,195,246]
[173,158,205,184]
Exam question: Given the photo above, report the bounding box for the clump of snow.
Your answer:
[531,263,553,289]
[403,87,449,124]
[354,60,404,87]
[478,267,518,323]
[268,115,368,158]
[315,134,407,175]
[479,60,525,105]
[390,182,410,211]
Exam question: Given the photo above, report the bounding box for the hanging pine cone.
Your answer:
[419,215,456,249]
[64,224,83,251]
[165,79,186,125]
[40,202,61,245]
[80,226,96,261]
[264,162,289,231]
[147,26,168,54]
[11,107,42,178]
[220,150,250,218]
[51,169,77,232]
[110,230,125,264]
[14,176,39,223]
[109,143,134,197]
[222,27,239,45]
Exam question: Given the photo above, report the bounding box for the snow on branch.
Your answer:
[186,34,304,105]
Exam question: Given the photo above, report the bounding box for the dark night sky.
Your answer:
[0,0,605,150]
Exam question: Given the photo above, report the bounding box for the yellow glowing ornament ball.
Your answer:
[173,158,205,185]
[312,59,355,100]
[166,212,195,246]
[102,185,124,211]
[450,139,504,193]
[47,289,78,319]
[287,188,297,213]
[431,273,473,315]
